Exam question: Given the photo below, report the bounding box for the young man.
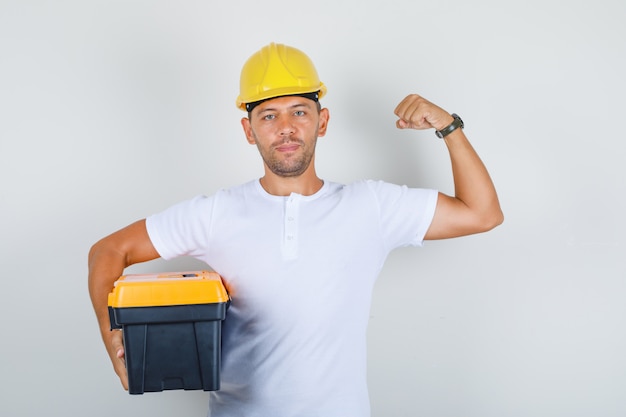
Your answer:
[89,43,503,416]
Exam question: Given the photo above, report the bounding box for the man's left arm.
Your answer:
[394,94,504,239]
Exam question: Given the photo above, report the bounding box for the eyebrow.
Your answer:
[257,102,311,115]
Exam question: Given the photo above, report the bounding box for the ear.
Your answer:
[317,108,330,137]
[241,117,256,145]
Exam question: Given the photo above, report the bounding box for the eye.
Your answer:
[262,114,276,121]
[294,110,305,116]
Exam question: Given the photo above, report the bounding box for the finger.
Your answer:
[111,331,126,361]
[396,112,431,130]
[395,95,433,130]
[394,94,423,117]
[110,332,129,390]
[115,360,129,390]
[119,368,129,390]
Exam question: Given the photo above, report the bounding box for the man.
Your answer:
[89,42,503,416]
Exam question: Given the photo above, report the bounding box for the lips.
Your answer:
[274,140,302,152]
[276,144,300,152]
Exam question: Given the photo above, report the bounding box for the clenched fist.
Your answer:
[394,94,454,132]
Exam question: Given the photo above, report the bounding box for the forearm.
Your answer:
[88,219,159,338]
[88,241,133,388]
[88,243,128,337]
[443,128,503,228]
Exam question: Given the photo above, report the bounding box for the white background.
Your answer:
[1,1,624,416]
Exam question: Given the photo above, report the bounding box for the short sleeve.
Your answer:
[365,180,438,249]
[145,195,214,260]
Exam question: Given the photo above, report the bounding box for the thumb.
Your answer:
[111,331,125,361]
[396,119,410,129]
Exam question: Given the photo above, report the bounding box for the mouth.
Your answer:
[274,140,302,153]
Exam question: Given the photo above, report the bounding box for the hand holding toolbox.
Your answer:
[107,270,229,394]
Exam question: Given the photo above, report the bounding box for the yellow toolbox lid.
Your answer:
[108,270,229,308]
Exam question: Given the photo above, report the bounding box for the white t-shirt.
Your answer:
[146,179,438,417]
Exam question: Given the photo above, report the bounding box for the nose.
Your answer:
[278,117,295,136]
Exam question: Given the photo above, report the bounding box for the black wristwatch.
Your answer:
[435,113,464,138]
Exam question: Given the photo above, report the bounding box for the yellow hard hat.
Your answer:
[236,43,327,111]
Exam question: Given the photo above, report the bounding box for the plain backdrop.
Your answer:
[1,1,624,416]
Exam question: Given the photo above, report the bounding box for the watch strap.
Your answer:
[435,113,464,138]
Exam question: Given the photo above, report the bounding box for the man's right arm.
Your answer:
[88,219,161,390]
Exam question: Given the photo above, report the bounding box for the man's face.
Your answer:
[241,96,329,178]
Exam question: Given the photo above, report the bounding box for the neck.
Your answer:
[259,170,323,196]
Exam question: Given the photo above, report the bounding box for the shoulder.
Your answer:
[198,180,260,205]
[326,179,382,193]
[342,179,406,197]
[214,180,257,197]
[150,181,257,217]
[341,180,438,211]
[319,180,404,208]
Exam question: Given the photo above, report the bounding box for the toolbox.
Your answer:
[107,270,229,394]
